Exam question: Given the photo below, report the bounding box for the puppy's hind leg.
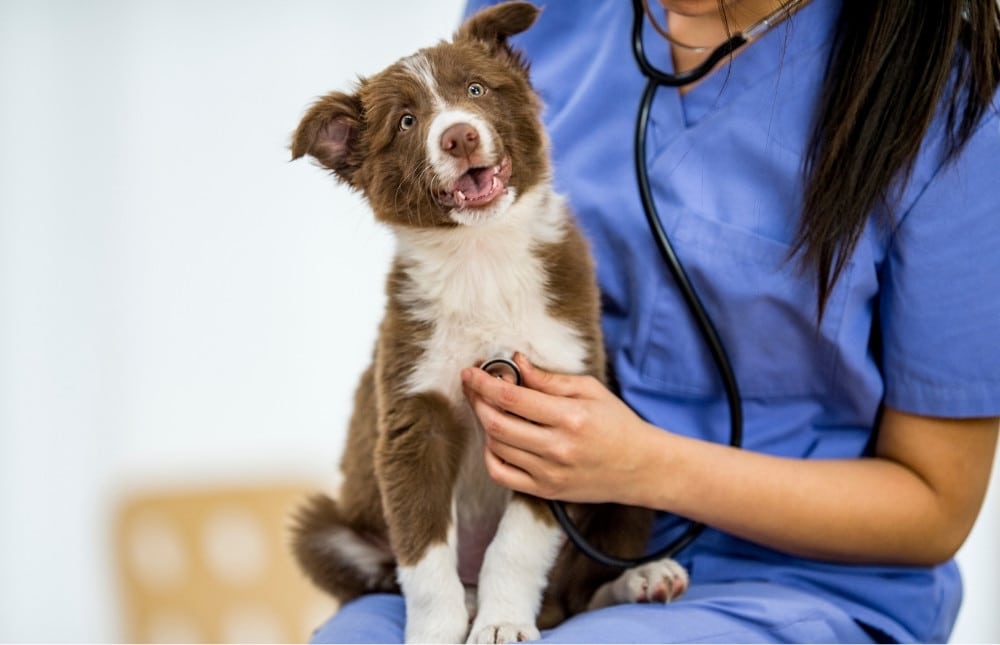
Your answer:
[575,505,688,610]
[377,391,471,644]
[587,558,689,609]
[539,503,671,627]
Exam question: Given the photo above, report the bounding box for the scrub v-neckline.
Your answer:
[642,0,832,129]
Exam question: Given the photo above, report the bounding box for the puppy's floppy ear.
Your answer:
[290,90,364,185]
[457,1,540,60]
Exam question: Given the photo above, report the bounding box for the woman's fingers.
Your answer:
[514,352,599,398]
[467,384,554,457]
[462,363,569,428]
[481,422,570,499]
[462,356,630,502]
[482,444,542,495]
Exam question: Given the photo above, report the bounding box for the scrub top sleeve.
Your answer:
[880,111,1000,418]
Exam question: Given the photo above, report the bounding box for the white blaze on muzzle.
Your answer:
[402,52,513,221]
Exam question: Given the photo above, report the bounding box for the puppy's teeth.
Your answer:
[456,190,466,203]
[491,176,500,191]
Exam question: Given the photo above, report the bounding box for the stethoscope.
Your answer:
[485,0,808,569]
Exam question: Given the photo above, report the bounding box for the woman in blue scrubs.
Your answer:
[313,0,1000,642]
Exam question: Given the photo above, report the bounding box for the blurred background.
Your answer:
[0,0,997,642]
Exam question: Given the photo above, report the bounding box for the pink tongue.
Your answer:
[455,167,493,198]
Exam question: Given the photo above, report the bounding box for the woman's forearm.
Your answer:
[634,410,998,566]
[635,431,944,564]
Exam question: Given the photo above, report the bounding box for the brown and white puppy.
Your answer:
[290,3,687,642]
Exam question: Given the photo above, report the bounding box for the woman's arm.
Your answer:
[461,353,999,566]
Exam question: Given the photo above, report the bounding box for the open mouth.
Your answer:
[438,156,512,209]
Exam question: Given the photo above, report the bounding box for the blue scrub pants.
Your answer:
[310,582,876,643]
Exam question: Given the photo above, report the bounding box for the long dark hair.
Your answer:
[795,2,1000,315]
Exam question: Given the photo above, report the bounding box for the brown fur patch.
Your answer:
[537,214,607,381]
[374,389,468,565]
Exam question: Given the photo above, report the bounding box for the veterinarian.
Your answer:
[312,0,1000,642]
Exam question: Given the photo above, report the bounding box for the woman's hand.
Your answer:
[460,353,661,504]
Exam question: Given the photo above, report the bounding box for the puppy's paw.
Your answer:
[467,623,540,644]
[612,558,689,604]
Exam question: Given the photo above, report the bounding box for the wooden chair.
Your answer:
[115,482,337,643]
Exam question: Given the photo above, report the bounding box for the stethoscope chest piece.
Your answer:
[480,357,522,386]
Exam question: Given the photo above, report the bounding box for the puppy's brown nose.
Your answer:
[440,123,479,159]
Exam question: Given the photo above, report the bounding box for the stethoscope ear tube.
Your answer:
[631,0,747,87]
[547,0,746,568]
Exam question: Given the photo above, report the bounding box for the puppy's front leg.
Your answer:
[468,494,565,644]
[377,392,470,643]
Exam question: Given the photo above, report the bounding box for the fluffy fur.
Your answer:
[290,3,686,643]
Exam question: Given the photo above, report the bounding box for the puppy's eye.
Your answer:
[399,114,416,131]
[467,82,486,98]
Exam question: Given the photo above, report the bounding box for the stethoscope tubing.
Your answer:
[631,0,747,87]
[546,0,747,569]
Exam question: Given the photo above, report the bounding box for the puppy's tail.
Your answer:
[291,493,399,602]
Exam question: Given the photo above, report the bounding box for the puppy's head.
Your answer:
[292,2,545,228]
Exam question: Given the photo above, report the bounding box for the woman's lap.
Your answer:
[310,581,874,644]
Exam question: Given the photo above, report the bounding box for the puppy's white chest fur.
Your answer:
[397,186,588,403]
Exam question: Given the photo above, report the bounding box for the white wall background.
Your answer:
[0,1,996,642]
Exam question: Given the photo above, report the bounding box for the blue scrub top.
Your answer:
[464,0,1000,641]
